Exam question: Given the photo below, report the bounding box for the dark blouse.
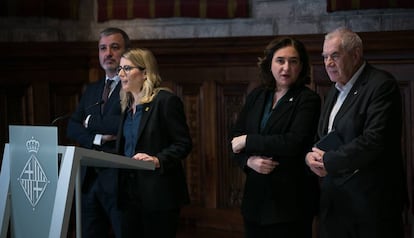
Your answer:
[123,104,143,157]
[260,90,285,132]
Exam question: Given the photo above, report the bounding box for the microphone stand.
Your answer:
[51,114,71,125]
[50,100,105,125]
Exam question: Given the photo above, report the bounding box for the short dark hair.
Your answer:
[258,37,310,89]
[99,27,131,49]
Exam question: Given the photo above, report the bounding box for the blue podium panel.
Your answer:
[0,144,11,238]
[1,126,154,238]
[9,126,58,238]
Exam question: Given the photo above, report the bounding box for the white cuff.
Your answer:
[93,134,103,146]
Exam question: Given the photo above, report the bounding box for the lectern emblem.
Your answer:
[17,137,50,210]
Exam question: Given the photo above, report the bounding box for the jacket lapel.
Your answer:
[261,89,297,133]
[136,101,152,140]
[319,87,338,135]
[332,65,370,128]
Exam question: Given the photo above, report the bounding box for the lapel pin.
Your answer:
[289,97,293,102]
[145,107,149,112]
[353,91,358,95]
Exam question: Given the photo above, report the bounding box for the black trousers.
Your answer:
[244,217,314,238]
[320,214,404,238]
[121,206,180,238]
[82,168,122,238]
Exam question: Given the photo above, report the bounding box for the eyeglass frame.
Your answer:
[116,65,145,75]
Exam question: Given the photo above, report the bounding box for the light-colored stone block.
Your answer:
[1,0,414,41]
[230,20,274,37]
[254,1,294,19]
[347,14,382,32]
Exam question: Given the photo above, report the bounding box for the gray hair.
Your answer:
[325,27,363,54]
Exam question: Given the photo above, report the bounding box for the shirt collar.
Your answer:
[106,75,120,84]
[335,61,366,93]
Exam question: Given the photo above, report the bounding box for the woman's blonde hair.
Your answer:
[119,48,168,112]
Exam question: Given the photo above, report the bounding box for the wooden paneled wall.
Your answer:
[0,31,413,236]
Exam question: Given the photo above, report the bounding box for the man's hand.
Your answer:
[247,156,279,174]
[102,135,117,144]
[305,147,327,177]
[231,135,247,153]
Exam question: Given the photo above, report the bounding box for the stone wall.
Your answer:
[0,0,413,41]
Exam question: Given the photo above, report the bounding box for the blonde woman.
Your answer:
[115,48,192,238]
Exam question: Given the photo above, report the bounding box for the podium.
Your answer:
[0,143,154,238]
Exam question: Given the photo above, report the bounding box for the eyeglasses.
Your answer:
[116,65,145,75]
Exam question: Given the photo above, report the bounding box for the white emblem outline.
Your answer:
[17,137,50,211]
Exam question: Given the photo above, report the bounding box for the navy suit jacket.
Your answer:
[67,78,121,152]
[318,63,406,222]
[66,78,122,192]
[116,90,192,211]
[231,85,321,225]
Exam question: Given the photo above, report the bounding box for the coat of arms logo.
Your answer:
[17,137,50,210]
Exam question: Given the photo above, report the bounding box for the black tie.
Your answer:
[101,79,113,112]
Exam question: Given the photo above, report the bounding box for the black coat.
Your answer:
[116,90,192,211]
[231,85,321,225]
[318,64,406,223]
[67,78,121,152]
[66,78,122,192]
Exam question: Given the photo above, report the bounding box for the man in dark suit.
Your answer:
[66,27,131,238]
[305,27,406,238]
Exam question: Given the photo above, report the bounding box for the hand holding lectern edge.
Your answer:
[73,147,156,170]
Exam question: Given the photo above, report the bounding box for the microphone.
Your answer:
[51,114,71,125]
[86,100,105,110]
[50,100,105,125]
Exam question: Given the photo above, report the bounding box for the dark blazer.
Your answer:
[318,63,405,222]
[231,85,321,225]
[66,78,122,192]
[67,78,122,152]
[116,90,192,211]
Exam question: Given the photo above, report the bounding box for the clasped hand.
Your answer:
[305,147,327,177]
[102,135,116,144]
[232,135,279,174]
[231,135,247,153]
[247,156,279,174]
